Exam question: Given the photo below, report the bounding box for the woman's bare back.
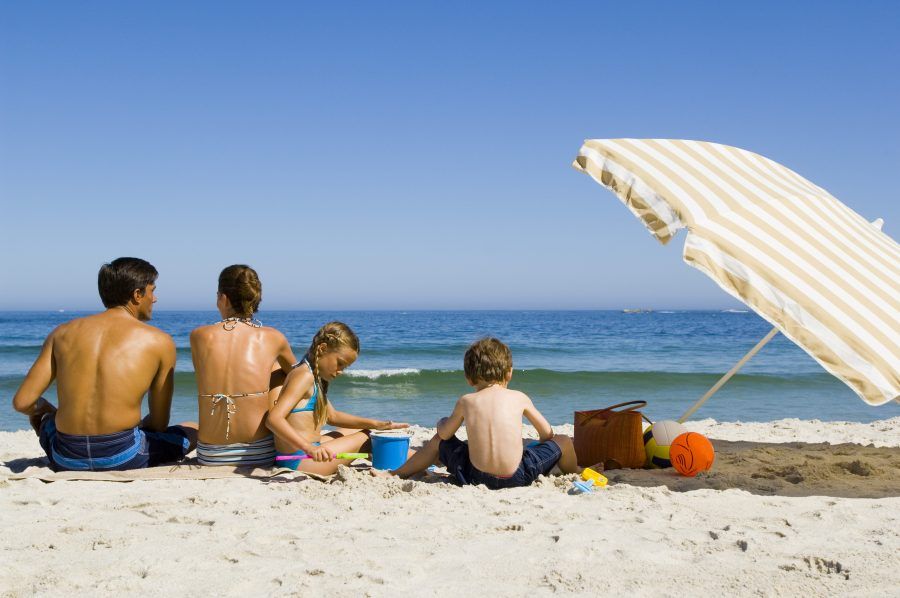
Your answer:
[191,322,294,444]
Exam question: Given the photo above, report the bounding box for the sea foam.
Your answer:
[344,368,421,380]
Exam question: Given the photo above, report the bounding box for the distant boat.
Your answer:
[622,308,653,314]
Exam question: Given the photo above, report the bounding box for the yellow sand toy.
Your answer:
[581,467,608,487]
[572,467,608,493]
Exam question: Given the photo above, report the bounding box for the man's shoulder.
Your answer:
[133,320,175,348]
[51,312,106,339]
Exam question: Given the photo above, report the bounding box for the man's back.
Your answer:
[52,310,172,435]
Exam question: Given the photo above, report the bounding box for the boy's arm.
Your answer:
[523,396,554,442]
[12,330,58,418]
[436,400,465,440]
[144,335,176,432]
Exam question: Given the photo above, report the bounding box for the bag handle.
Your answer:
[577,400,648,424]
[606,400,647,413]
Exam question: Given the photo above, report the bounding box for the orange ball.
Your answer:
[670,432,715,477]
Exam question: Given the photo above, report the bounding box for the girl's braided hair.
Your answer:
[306,321,360,428]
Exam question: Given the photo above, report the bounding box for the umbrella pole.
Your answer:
[678,327,780,423]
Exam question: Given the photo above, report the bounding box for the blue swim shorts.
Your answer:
[438,435,562,489]
[38,416,190,472]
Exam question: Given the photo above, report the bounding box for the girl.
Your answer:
[191,265,297,466]
[267,321,409,475]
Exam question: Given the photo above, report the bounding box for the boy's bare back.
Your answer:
[381,337,578,484]
[447,385,553,477]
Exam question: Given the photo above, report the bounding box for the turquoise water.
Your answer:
[1,310,897,431]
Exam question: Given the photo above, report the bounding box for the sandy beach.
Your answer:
[2,417,898,597]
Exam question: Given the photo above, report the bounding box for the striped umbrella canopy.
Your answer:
[573,139,899,407]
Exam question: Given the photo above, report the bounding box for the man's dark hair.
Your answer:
[98,258,158,308]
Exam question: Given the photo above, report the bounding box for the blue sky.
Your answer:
[1,2,898,310]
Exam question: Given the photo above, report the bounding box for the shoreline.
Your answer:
[3,415,899,443]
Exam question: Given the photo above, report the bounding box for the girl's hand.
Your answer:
[377,420,409,430]
[306,444,335,462]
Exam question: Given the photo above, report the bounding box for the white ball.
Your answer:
[643,420,688,468]
[651,420,687,446]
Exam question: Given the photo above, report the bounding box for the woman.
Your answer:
[191,264,296,466]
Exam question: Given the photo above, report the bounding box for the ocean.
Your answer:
[1,310,897,432]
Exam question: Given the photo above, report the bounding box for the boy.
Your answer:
[377,337,579,488]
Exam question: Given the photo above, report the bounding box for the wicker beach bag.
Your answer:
[573,401,650,469]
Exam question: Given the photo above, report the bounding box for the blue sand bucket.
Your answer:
[371,431,411,470]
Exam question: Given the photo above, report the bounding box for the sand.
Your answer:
[1,417,899,596]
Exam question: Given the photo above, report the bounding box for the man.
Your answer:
[13,257,197,471]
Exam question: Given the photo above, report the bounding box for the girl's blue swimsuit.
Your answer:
[289,360,318,413]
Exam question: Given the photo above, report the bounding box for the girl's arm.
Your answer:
[326,402,408,430]
[266,370,329,456]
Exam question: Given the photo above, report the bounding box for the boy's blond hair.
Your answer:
[464,337,512,384]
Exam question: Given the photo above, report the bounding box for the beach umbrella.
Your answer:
[572,139,900,419]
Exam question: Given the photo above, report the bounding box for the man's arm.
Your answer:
[436,399,465,440]
[144,334,176,432]
[523,395,554,442]
[13,329,58,419]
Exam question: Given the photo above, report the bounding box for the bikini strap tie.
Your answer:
[209,394,237,440]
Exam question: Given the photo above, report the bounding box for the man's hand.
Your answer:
[28,397,56,433]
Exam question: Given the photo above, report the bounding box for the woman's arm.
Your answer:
[268,331,298,390]
[326,402,408,430]
[273,331,297,373]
